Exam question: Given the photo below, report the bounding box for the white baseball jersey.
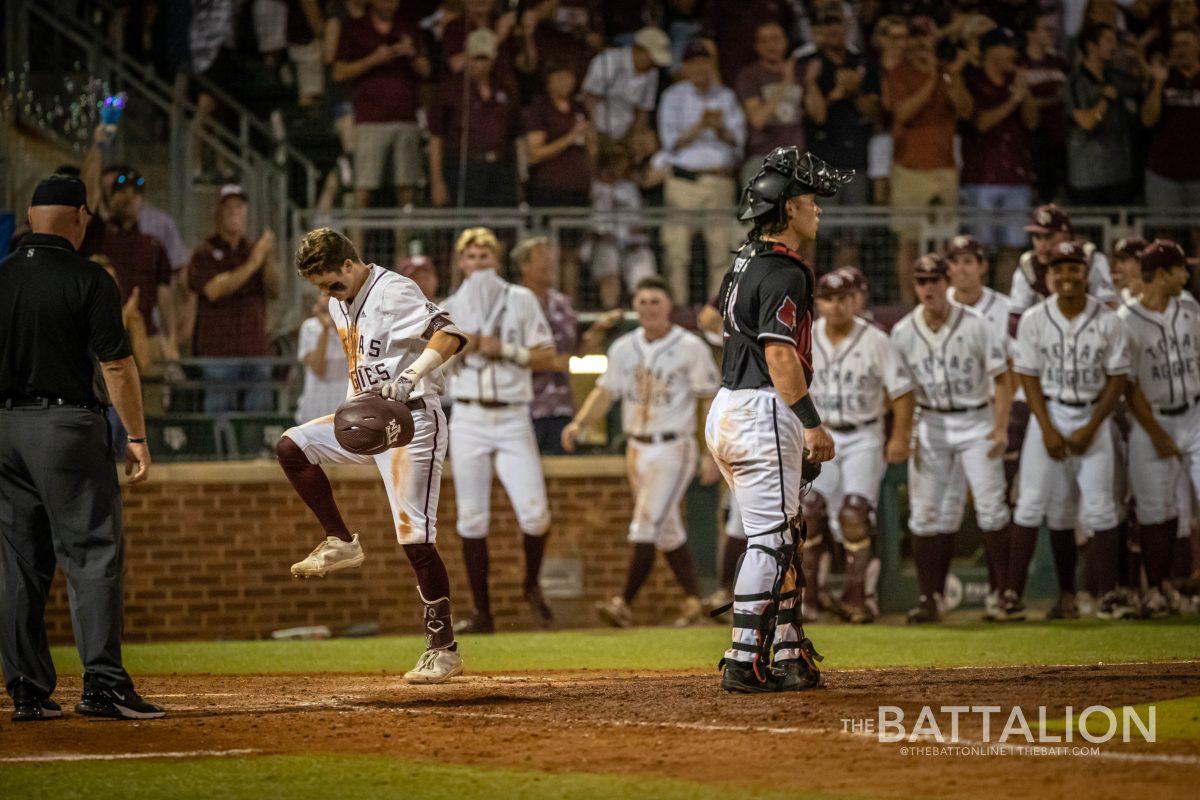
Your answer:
[1009,246,1117,316]
[598,325,720,436]
[948,286,1010,356]
[889,305,1008,410]
[442,269,555,404]
[1117,295,1200,409]
[331,264,452,399]
[1013,295,1130,404]
[810,317,903,427]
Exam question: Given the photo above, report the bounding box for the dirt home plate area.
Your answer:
[4,659,1200,799]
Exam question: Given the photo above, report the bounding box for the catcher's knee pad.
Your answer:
[800,491,830,546]
[838,494,874,545]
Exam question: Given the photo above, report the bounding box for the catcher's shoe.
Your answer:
[453,611,494,635]
[674,596,704,627]
[1140,588,1171,619]
[774,637,825,691]
[1045,593,1079,620]
[595,595,633,628]
[906,594,940,624]
[290,534,365,578]
[719,659,777,694]
[524,585,553,629]
[1096,591,1137,620]
[403,648,463,685]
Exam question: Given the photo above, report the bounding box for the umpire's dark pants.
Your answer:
[0,405,130,698]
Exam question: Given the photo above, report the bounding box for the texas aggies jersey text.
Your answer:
[716,240,815,390]
[889,305,1008,411]
[332,264,453,399]
[1117,294,1200,409]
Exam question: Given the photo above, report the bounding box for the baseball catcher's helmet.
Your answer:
[737,146,855,222]
[334,394,415,456]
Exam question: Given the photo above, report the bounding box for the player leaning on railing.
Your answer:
[705,147,853,693]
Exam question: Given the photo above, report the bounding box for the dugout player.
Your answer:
[801,270,902,624]
[1112,237,1148,306]
[440,228,559,634]
[1009,205,1117,324]
[1,175,162,721]
[1119,240,1200,617]
[886,255,1012,624]
[705,146,851,693]
[1009,242,1131,621]
[562,276,720,628]
[278,228,468,684]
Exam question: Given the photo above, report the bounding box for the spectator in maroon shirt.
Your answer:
[88,167,179,366]
[333,0,431,211]
[703,0,796,85]
[429,29,520,208]
[735,21,804,185]
[186,185,281,414]
[524,60,596,207]
[960,26,1037,287]
[1019,10,1069,204]
[1142,26,1200,214]
[522,0,605,83]
[440,0,520,75]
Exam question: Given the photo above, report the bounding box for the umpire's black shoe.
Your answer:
[11,681,62,722]
[76,685,165,720]
[720,659,776,693]
[906,595,940,624]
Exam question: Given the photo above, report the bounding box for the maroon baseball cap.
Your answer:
[1047,241,1088,266]
[836,265,868,292]
[1025,204,1072,235]
[945,234,985,259]
[816,269,856,298]
[1113,236,1148,261]
[913,253,950,278]
[1140,239,1187,274]
[397,255,434,277]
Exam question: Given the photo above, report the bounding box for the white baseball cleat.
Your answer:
[290,534,365,578]
[674,596,704,627]
[403,648,463,684]
[595,595,633,628]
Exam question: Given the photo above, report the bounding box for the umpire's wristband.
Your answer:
[791,395,822,429]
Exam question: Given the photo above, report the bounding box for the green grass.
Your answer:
[2,755,896,800]
[1041,695,1200,742]
[48,619,1200,676]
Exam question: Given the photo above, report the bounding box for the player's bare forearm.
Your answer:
[1020,374,1055,432]
[764,341,809,405]
[571,386,614,430]
[1127,382,1172,442]
[885,391,915,463]
[428,329,468,361]
[526,345,560,370]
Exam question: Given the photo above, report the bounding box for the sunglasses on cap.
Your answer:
[113,171,145,192]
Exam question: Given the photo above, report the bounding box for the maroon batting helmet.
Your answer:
[334,394,415,456]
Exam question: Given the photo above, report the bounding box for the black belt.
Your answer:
[1158,393,1200,416]
[457,398,519,409]
[827,417,879,433]
[2,395,104,413]
[405,397,426,412]
[671,166,731,181]
[630,432,680,444]
[1053,398,1096,408]
[918,402,988,414]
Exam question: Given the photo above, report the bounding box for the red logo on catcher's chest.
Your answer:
[776,297,798,331]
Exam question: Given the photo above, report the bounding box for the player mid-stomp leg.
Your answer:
[279,227,468,683]
[706,147,852,693]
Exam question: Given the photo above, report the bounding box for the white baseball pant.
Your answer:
[627,437,696,552]
[449,402,551,539]
[1013,401,1119,532]
[725,492,745,540]
[909,408,1010,536]
[810,423,886,540]
[706,388,806,665]
[1128,404,1200,534]
[282,398,448,544]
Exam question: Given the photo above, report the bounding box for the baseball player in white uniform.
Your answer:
[1118,240,1200,617]
[886,254,1012,624]
[278,228,468,684]
[1009,204,1117,321]
[1010,241,1131,620]
[941,234,1015,618]
[439,228,558,634]
[799,269,900,624]
[562,276,720,627]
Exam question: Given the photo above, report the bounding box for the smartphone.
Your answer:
[100,92,127,134]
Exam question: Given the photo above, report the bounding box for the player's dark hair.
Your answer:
[295,227,360,277]
[1079,23,1115,54]
[633,275,672,302]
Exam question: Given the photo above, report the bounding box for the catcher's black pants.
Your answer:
[0,406,131,699]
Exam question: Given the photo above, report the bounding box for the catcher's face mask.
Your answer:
[738,147,855,222]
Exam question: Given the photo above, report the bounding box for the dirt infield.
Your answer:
[3,662,1199,799]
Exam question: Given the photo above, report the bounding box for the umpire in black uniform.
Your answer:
[0,175,163,720]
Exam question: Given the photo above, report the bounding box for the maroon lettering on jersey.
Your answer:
[776,296,798,331]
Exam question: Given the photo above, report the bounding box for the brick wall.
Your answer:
[43,458,698,643]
